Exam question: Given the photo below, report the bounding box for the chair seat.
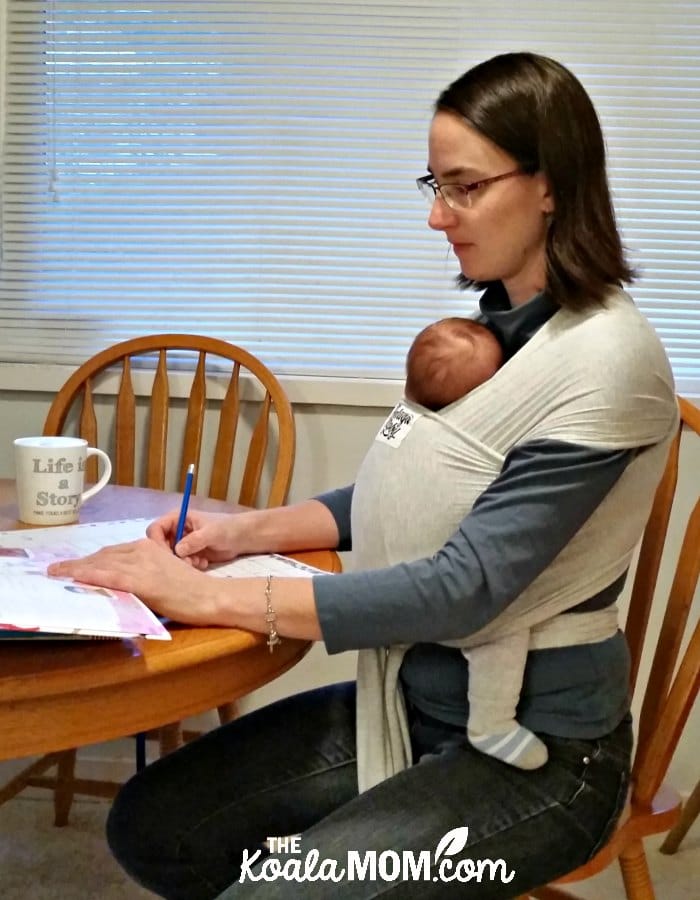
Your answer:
[554,782,682,885]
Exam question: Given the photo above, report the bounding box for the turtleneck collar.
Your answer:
[478,283,559,359]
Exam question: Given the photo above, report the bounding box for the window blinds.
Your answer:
[1,1,698,394]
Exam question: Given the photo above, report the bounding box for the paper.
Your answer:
[208,553,325,579]
[0,518,169,640]
[0,518,326,642]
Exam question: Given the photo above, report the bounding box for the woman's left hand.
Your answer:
[47,539,222,625]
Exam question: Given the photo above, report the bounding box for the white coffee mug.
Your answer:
[14,436,113,526]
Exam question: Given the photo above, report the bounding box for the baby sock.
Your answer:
[467,723,548,770]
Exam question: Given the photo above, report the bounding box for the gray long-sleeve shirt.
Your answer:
[312,286,634,737]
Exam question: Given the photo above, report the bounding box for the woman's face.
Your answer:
[426,111,554,306]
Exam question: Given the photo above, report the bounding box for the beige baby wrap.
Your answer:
[350,289,678,792]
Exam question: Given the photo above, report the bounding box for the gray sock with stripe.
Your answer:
[467,724,548,770]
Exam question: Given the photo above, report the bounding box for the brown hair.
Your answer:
[435,52,635,309]
[405,318,502,411]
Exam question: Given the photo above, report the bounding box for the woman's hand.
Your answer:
[148,499,341,571]
[47,537,324,639]
[147,509,252,570]
[46,499,339,635]
[47,539,223,625]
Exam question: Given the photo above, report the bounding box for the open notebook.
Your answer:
[0,518,324,641]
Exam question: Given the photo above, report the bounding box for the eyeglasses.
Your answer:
[416,169,524,210]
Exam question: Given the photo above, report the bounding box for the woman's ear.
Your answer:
[539,173,555,215]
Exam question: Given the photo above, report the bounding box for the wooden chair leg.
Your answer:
[0,752,62,806]
[53,748,78,826]
[217,701,239,725]
[159,722,184,757]
[618,839,655,900]
[660,776,700,855]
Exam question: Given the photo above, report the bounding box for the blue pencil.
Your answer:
[174,463,195,549]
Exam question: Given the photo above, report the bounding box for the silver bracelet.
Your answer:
[265,574,282,653]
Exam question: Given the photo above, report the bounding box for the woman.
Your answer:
[49,52,678,898]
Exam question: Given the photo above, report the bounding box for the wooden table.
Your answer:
[0,479,340,761]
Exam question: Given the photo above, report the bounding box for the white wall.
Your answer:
[0,388,698,794]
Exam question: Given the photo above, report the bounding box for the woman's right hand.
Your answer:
[147,509,250,570]
[148,497,341,569]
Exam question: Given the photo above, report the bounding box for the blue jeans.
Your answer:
[106,682,632,899]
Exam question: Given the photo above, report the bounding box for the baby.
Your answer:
[405,317,548,770]
[405,316,503,411]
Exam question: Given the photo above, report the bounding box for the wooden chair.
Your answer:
[0,333,295,824]
[516,395,700,899]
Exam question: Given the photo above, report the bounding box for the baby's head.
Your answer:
[405,317,502,411]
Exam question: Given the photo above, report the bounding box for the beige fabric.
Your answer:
[352,289,678,792]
